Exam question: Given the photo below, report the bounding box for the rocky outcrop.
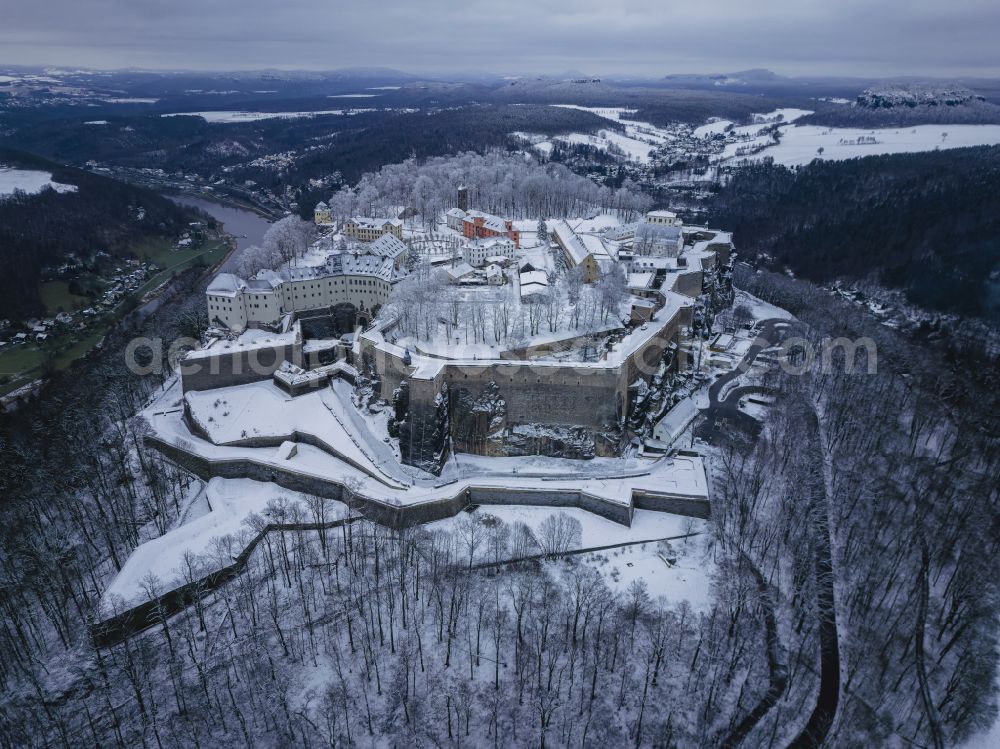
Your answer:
[855,84,985,110]
[398,385,450,474]
[450,382,507,454]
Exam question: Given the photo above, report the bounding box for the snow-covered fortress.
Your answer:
[187,209,734,469]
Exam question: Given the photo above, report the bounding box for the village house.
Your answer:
[645,209,681,227]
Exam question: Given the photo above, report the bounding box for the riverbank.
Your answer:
[1,193,270,405]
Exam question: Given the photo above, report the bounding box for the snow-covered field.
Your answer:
[0,166,77,197]
[732,123,1000,167]
[516,104,685,164]
[162,109,374,123]
[693,108,814,138]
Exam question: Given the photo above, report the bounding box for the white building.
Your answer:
[445,207,467,231]
[646,209,680,227]
[206,253,394,332]
[462,236,516,267]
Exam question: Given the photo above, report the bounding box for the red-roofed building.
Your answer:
[461,210,520,247]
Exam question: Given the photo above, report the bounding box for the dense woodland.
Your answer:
[0,150,194,321]
[322,151,651,226]
[1,105,617,193]
[709,146,1000,320]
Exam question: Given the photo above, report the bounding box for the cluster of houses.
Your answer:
[1,258,161,351]
[2,312,77,347]
[98,259,158,308]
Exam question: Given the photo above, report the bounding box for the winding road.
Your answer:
[697,318,790,443]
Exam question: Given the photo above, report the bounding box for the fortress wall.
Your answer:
[104,436,707,648]
[180,342,302,392]
[145,435,645,530]
[442,361,623,427]
[672,270,704,298]
[632,489,711,519]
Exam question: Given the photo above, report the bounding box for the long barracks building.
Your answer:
[207,252,395,331]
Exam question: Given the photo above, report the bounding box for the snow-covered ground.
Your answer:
[184,380,405,486]
[425,505,701,552]
[724,123,1000,167]
[515,105,686,164]
[574,534,714,611]
[0,166,77,197]
[103,477,712,615]
[101,477,349,611]
[734,288,796,321]
[694,108,814,139]
[162,109,375,123]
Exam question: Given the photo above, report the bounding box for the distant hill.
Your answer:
[0,149,192,321]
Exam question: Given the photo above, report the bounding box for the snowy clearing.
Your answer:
[0,167,78,197]
[573,534,714,611]
[726,123,1000,167]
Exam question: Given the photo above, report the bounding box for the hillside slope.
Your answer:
[709,146,1000,319]
[0,149,192,321]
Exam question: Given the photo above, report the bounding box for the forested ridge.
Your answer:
[709,146,1000,320]
[0,149,192,321]
[1,105,616,191]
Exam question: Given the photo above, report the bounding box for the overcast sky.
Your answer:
[2,0,998,78]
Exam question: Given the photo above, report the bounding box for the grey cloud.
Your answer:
[1,0,998,76]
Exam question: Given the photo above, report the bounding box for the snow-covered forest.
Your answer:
[0,251,998,746]
[383,264,628,350]
[324,151,652,225]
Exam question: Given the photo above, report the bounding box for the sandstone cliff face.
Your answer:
[450,382,507,454]
[397,385,450,474]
